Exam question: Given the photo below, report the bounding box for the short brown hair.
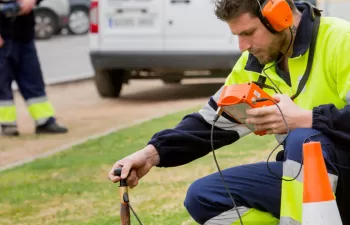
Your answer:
[214,0,296,22]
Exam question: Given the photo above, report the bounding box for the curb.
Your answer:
[0,108,192,172]
[12,73,94,91]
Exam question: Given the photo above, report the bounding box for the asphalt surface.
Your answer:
[35,34,93,84]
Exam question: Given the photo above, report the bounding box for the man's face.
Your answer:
[228,13,286,65]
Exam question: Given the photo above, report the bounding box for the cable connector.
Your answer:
[213,107,223,123]
[252,97,276,105]
[123,193,129,203]
[255,98,270,103]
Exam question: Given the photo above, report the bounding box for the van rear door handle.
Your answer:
[171,0,190,4]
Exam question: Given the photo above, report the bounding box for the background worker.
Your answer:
[0,0,68,136]
[108,0,350,224]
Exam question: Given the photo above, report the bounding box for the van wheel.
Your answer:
[162,78,182,84]
[94,69,126,98]
[67,7,89,35]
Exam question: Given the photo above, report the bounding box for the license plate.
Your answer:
[137,18,154,26]
[109,17,154,27]
[111,18,135,27]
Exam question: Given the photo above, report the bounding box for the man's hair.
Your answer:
[214,0,296,22]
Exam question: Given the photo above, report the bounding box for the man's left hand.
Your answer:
[245,94,313,134]
[18,0,36,15]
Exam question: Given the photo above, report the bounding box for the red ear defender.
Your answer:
[261,0,293,32]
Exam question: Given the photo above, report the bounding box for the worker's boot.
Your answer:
[36,121,68,134]
[1,125,19,136]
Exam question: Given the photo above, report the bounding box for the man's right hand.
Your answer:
[108,144,160,188]
[0,36,3,48]
[18,0,36,15]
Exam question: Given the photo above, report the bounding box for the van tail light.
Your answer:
[90,0,98,33]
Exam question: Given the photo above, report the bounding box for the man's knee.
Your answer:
[284,128,337,164]
[283,128,317,162]
[184,175,235,224]
[284,128,322,157]
[285,128,321,145]
[184,178,209,224]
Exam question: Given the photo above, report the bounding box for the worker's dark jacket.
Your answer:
[0,0,43,41]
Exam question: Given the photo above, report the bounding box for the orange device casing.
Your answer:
[217,82,275,136]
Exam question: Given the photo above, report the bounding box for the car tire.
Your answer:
[34,9,58,39]
[94,69,127,98]
[67,7,89,35]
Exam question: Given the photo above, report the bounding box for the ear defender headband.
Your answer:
[256,0,293,33]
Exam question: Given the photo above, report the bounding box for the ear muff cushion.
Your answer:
[256,0,277,33]
[261,0,293,32]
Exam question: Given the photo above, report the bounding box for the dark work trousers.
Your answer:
[0,39,55,125]
[184,128,350,225]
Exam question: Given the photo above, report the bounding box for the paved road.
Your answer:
[35,34,94,85]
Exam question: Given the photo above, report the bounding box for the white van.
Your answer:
[316,0,350,22]
[88,0,350,98]
[88,0,241,98]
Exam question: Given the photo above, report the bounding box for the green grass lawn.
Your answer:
[0,108,279,225]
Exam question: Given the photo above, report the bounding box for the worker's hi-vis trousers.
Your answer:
[184,128,348,225]
[0,39,55,126]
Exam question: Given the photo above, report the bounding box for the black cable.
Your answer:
[208,27,296,225]
[129,203,143,225]
[210,96,307,225]
[256,27,305,182]
[253,98,303,182]
[211,118,244,225]
[123,193,144,225]
[115,26,296,225]
[261,27,294,95]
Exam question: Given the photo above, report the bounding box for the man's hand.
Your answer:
[0,36,3,48]
[108,145,160,188]
[18,0,36,15]
[245,94,313,134]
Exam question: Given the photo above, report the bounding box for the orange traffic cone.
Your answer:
[302,141,343,225]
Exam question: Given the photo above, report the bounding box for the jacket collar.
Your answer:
[244,2,317,73]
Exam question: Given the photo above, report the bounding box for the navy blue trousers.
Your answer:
[0,39,47,101]
[0,39,55,124]
[184,128,350,224]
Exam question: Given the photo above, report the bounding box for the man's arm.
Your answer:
[312,33,350,146]
[148,85,252,167]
